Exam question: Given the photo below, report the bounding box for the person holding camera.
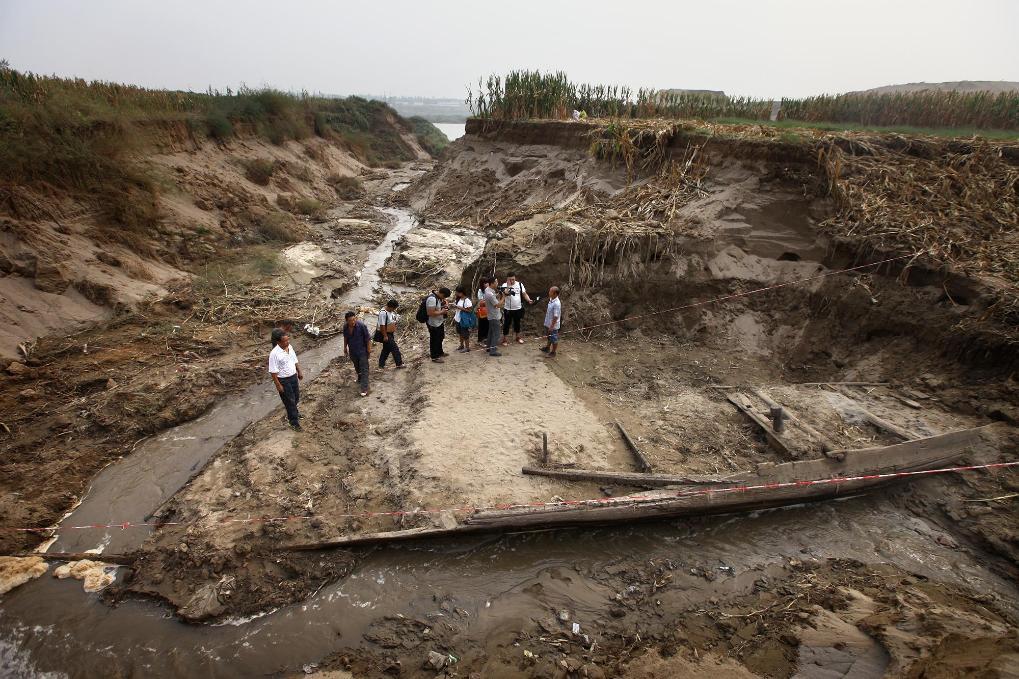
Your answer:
[484,277,505,356]
[500,272,534,346]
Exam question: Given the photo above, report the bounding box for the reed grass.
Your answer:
[469,70,1019,131]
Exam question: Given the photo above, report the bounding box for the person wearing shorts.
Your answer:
[453,286,474,353]
[540,286,562,358]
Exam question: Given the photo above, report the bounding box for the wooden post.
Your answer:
[726,392,798,459]
[770,406,786,434]
[753,388,835,453]
[542,432,549,465]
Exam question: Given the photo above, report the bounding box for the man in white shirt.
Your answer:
[540,286,562,358]
[500,272,534,346]
[268,330,303,431]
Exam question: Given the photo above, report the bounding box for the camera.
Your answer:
[499,285,517,297]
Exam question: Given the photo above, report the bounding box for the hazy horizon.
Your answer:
[2,0,1017,100]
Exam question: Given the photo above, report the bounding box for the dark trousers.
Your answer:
[488,316,502,354]
[503,308,523,336]
[350,353,370,392]
[378,335,403,368]
[278,374,300,426]
[428,323,445,359]
[478,317,490,344]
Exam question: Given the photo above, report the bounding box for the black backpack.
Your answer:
[416,293,435,323]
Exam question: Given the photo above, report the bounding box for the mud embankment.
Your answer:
[410,119,1019,375]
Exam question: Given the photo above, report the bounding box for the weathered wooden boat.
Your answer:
[290,425,994,551]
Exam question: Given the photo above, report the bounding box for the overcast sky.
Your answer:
[2,0,1017,99]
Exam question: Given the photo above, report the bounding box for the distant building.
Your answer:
[659,89,728,98]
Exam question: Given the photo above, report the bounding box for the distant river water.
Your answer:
[434,122,466,141]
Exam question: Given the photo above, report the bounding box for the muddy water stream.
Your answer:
[3,495,1017,677]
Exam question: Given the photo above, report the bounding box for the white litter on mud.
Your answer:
[0,557,49,595]
[52,560,117,593]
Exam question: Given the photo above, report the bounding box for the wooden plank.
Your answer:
[288,426,992,552]
[616,420,653,473]
[833,387,921,440]
[33,552,136,565]
[726,392,799,459]
[738,425,989,484]
[521,466,727,487]
[752,388,835,454]
[288,525,487,550]
[472,426,991,529]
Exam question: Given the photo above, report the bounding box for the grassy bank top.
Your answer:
[0,62,446,173]
[468,70,1019,135]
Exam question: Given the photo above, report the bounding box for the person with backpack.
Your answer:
[342,311,372,397]
[453,285,476,353]
[375,299,404,370]
[417,287,451,363]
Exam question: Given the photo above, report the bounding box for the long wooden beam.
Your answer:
[521,466,727,487]
[287,426,992,552]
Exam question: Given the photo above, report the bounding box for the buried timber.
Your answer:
[7,118,1019,678]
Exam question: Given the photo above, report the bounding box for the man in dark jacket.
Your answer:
[343,311,372,397]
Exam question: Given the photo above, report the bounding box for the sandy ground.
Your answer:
[408,348,623,507]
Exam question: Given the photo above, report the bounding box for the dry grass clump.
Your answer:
[329,174,365,200]
[255,212,303,242]
[244,158,276,186]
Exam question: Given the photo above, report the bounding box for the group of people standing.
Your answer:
[420,273,561,361]
[267,274,562,430]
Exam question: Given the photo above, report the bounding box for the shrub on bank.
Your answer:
[244,158,276,185]
[409,116,449,156]
[329,174,365,200]
[256,212,301,242]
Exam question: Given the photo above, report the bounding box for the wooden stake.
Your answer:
[726,392,799,459]
[752,388,835,453]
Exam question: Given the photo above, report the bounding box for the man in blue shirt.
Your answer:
[343,311,372,397]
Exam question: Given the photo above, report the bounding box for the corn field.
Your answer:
[468,70,1019,130]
